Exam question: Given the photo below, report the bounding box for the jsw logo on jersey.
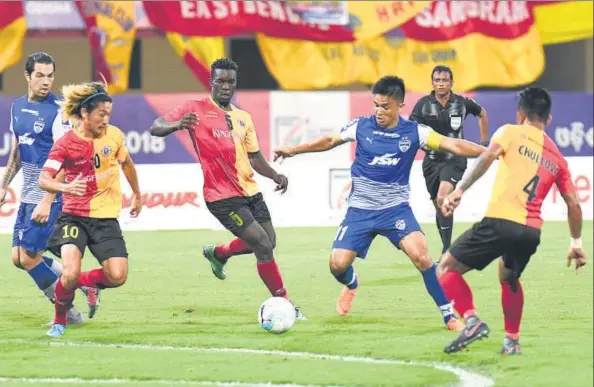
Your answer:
[18,133,35,146]
[369,153,401,166]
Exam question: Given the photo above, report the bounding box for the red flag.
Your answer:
[0,2,27,73]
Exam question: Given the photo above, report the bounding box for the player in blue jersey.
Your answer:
[274,76,486,330]
[0,52,99,323]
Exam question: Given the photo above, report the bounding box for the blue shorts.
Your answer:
[332,204,422,259]
[12,202,62,253]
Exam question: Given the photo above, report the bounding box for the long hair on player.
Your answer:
[60,80,113,123]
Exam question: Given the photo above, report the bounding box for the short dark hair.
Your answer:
[210,58,239,77]
[431,65,453,82]
[371,76,406,102]
[518,87,552,122]
[25,52,55,75]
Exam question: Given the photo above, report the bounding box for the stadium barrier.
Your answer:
[0,91,591,233]
[0,156,591,233]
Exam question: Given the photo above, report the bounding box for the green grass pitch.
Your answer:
[0,221,592,387]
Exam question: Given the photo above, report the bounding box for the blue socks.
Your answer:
[28,260,59,291]
[332,265,358,290]
[422,264,454,324]
[28,256,64,301]
[43,255,63,276]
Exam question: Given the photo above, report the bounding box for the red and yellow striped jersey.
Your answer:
[485,124,576,229]
[164,96,260,203]
[43,125,129,218]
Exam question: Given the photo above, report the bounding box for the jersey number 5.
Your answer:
[523,175,541,202]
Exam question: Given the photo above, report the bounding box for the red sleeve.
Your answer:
[556,158,576,194]
[42,139,67,175]
[163,100,195,122]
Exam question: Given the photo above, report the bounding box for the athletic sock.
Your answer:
[257,259,288,298]
[422,264,455,323]
[77,269,116,289]
[501,280,524,338]
[439,270,477,319]
[332,265,359,290]
[214,238,251,261]
[27,260,59,302]
[436,211,454,254]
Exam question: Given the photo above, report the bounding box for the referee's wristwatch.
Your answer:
[480,140,490,147]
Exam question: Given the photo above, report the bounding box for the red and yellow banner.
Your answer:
[0,2,26,73]
[531,1,593,45]
[143,1,428,42]
[166,33,224,88]
[76,1,136,94]
[347,1,430,41]
[259,1,544,92]
[143,1,352,41]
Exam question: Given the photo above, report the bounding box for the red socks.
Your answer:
[257,259,287,298]
[54,269,119,325]
[77,268,114,289]
[439,271,476,319]
[54,280,75,325]
[501,281,524,339]
[440,270,524,338]
[215,238,252,260]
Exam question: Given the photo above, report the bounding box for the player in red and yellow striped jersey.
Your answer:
[39,81,142,337]
[436,87,587,355]
[150,58,304,319]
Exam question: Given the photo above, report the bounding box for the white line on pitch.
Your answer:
[0,339,495,387]
[0,377,336,387]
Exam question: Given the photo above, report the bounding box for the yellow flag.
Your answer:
[166,33,225,88]
[348,1,431,41]
[532,1,593,45]
[259,1,544,92]
[0,3,26,73]
[76,1,136,94]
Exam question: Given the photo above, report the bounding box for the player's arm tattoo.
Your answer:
[1,137,22,189]
[248,151,278,180]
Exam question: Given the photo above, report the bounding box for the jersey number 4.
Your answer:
[523,175,541,202]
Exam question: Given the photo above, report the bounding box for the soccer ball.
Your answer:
[258,297,296,334]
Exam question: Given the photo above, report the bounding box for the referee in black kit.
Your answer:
[410,65,489,255]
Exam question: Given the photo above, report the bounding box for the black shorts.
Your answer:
[206,193,271,236]
[47,213,128,264]
[449,217,541,279]
[422,156,467,200]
